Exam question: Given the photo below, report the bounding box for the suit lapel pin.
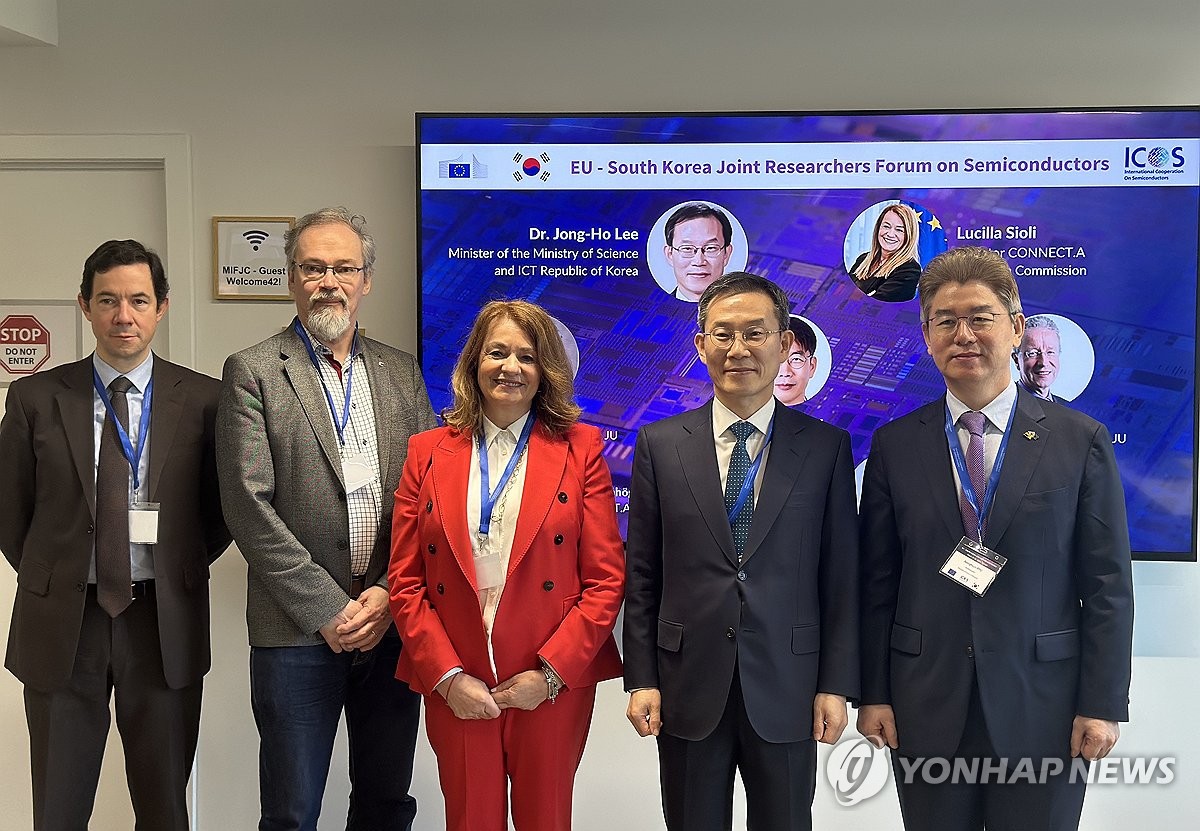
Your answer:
[1024,430,1039,441]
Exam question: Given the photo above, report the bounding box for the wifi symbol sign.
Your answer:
[242,229,270,251]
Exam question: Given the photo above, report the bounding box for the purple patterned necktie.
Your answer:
[958,411,988,543]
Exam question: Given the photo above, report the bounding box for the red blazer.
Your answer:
[389,421,624,695]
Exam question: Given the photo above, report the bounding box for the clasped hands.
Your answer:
[435,670,550,720]
[318,586,389,653]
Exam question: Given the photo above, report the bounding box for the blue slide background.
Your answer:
[419,110,1199,559]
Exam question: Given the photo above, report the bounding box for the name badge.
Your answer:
[474,535,504,590]
[342,452,375,494]
[940,537,1007,597]
[129,501,160,544]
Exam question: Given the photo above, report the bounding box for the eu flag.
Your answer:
[448,163,470,179]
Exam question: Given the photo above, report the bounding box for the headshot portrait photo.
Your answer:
[647,200,749,302]
[1010,313,1095,403]
[775,314,832,407]
[842,200,946,303]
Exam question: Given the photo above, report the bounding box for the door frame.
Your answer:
[0,134,195,364]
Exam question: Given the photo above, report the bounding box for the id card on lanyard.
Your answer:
[293,320,375,494]
[475,415,535,589]
[937,397,1016,596]
[93,368,159,543]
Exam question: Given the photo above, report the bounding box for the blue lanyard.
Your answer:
[293,319,357,446]
[478,414,536,536]
[727,420,773,526]
[92,368,153,493]
[943,396,1016,542]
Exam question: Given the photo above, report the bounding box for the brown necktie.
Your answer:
[96,375,133,617]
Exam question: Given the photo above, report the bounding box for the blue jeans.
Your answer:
[250,635,420,831]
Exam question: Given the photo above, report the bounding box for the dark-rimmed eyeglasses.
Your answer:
[293,262,366,281]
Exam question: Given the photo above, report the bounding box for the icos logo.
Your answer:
[1124,145,1185,169]
[825,736,890,807]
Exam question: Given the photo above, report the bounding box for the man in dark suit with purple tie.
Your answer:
[858,246,1134,831]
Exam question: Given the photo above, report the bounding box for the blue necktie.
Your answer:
[725,420,756,561]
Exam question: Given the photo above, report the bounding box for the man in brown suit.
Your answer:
[0,239,230,830]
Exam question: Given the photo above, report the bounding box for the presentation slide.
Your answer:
[418,109,1200,560]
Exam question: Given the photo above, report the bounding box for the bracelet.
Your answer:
[541,662,564,703]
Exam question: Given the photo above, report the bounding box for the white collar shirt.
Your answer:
[711,396,775,504]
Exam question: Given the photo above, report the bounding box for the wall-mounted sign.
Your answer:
[212,216,295,300]
[0,301,84,386]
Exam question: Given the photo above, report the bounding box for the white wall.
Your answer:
[0,0,57,46]
[1,1,1199,828]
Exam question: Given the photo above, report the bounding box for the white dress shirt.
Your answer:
[465,411,531,678]
[945,382,1018,498]
[712,396,775,504]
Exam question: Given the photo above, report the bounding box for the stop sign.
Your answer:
[0,314,51,375]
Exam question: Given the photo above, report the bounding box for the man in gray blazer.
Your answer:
[217,207,436,830]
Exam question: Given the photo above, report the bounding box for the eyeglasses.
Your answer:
[1017,348,1058,360]
[293,262,366,281]
[670,244,727,258]
[923,311,1013,336]
[785,353,814,367]
[701,328,782,348]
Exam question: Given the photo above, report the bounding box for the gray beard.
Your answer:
[306,303,351,343]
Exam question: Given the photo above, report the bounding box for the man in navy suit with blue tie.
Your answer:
[624,271,859,831]
[858,246,1134,831]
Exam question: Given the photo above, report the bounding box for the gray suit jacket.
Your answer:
[217,325,436,647]
[0,355,230,690]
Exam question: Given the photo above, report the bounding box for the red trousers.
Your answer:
[424,684,598,831]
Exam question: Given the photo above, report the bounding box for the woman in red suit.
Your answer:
[389,300,625,831]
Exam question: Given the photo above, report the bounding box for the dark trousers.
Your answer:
[656,672,817,831]
[24,586,202,831]
[893,680,1087,831]
[250,633,421,831]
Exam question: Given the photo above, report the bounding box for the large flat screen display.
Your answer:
[417,108,1200,560]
